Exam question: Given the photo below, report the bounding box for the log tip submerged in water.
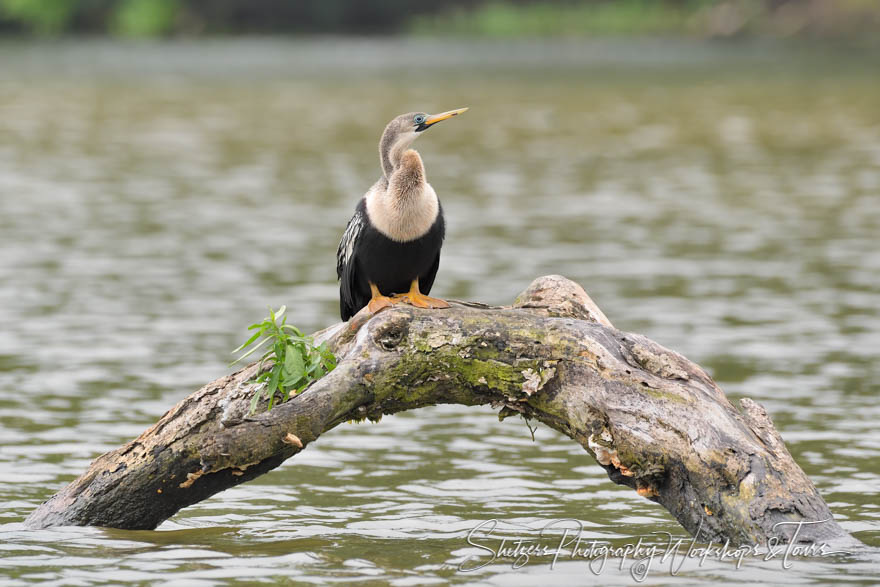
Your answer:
[24,276,862,550]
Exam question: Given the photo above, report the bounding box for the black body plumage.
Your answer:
[336,198,445,320]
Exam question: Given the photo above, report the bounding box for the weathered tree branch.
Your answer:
[26,276,859,547]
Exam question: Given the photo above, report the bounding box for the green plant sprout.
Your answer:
[231,306,337,414]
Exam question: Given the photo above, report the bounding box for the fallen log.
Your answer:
[26,276,859,547]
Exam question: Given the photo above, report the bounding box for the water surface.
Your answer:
[0,39,878,584]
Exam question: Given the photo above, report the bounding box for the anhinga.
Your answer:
[336,108,467,321]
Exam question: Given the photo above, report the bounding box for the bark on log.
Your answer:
[26,276,859,547]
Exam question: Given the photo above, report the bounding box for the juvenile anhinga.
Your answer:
[336,108,467,321]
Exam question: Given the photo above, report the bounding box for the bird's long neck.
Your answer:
[380,132,412,178]
[366,149,439,242]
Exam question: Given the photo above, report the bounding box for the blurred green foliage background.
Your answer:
[0,0,878,39]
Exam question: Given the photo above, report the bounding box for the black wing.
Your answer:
[419,205,444,295]
[420,250,441,296]
[337,204,366,320]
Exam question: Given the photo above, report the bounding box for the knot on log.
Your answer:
[374,319,409,351]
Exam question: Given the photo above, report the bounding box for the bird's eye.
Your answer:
[414,114,426,125]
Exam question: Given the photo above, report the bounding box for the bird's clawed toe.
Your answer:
[391,292,450,310]
[368,292,448,313]
[388,278,451,310]
[367,295,394,314]
[418,294,450,309]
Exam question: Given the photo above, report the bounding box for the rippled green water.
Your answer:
[1,39,878,584]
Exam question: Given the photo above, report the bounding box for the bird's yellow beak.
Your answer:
[424,107,468,126]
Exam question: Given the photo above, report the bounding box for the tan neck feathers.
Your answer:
[366,149,438,242]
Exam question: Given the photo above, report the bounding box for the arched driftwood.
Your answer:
[26,276,859,547]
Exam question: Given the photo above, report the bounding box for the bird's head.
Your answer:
[380,108,468,176]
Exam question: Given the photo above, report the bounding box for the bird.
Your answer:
[336,108,468,321]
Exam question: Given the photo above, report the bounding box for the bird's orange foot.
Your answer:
[392,292,450,309]
[367,295,394,314]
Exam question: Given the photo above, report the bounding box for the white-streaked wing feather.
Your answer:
[336,208,364,279]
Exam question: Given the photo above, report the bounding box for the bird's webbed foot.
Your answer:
[392,291,449,309]
[390,279,450,310]
[367,295,394,314]
[367,283,395,314]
